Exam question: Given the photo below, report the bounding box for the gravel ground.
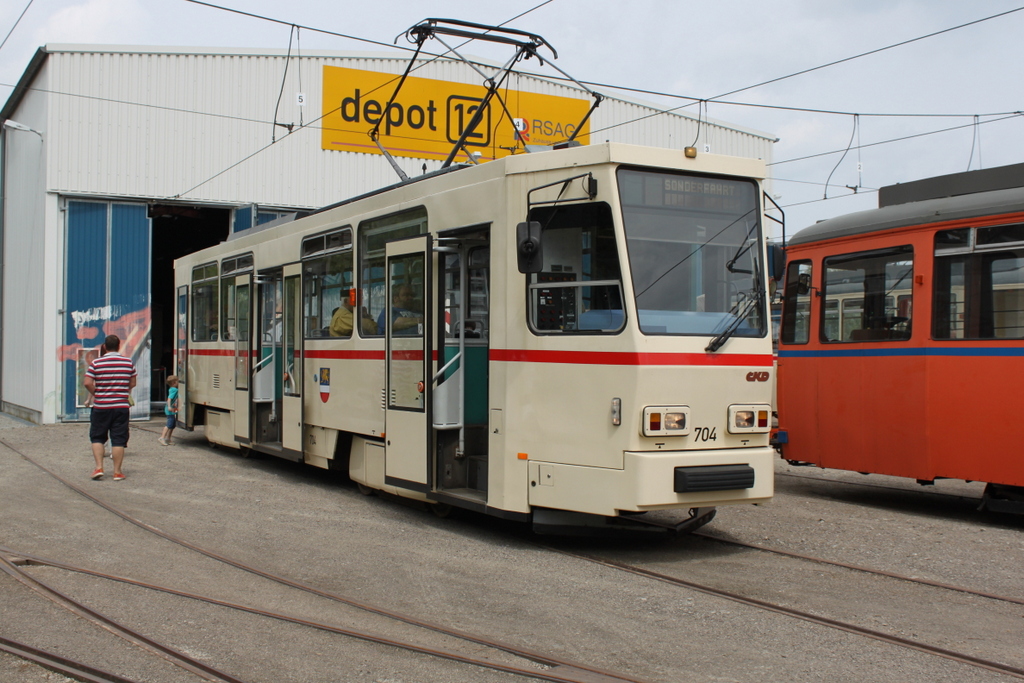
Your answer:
[1,416,1021,683]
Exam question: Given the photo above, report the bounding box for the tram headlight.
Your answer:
[728,404,772,433]
[642,406,690,437]
[735,410,755,429]
[664,412,686,430]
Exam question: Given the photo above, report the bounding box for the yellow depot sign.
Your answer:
[321,66,592,162]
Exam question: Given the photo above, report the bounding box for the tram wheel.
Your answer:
[430,502,454,518]
[356,483,375,496]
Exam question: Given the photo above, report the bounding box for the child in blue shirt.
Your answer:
[159,376,180,445]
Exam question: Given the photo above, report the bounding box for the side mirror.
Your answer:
[766,243,785,282]
[516,221,543,274]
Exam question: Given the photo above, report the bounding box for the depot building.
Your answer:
[0,44,776,424]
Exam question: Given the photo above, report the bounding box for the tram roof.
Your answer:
[787,184,1024,247]
[176,142,769,269]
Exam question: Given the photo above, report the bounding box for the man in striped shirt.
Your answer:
[84,334,137,481]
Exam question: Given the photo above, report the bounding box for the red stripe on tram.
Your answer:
[191,347,771,367]
[305,349,384,360]
[489,349,774,367]
[188,348,235,357]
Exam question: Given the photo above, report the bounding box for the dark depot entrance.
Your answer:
[149,204,229,405]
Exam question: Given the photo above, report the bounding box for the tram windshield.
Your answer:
[618,168,765,338]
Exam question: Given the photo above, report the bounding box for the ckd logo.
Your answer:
[746,372,770,382]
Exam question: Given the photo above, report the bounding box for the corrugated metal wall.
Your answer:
[44,47,774,209]
[1,70,48,415]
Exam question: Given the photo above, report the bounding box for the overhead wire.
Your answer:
[170,2,1024,208]
[271,24,297,141]
[583,5,1024,139]
[766,113,1023,210]
[4,1,1015,204]
[296,26,304,127]
[3,75,1018,142]
[823,115,858,200]
[709,6,1024,103]
[183,0,411,52]
[4,4,1014,125]
[967,114,981,172]
[179,1,1023,123]
[173,0,555,197]
[770,113,1023,166]
[0,0,34,54]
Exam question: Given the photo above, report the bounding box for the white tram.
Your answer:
[174,142,778,533]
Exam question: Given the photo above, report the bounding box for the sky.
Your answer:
[2,0,1024,238]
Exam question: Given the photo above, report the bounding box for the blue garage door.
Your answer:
[63,201,151,421]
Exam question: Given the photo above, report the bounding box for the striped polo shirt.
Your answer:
[86,353,137,409]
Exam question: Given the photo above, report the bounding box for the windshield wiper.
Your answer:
[709,234,765,353]
[725,223,759,275]
[706,291,760,353]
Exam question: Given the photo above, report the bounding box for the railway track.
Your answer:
[1,436,650,683]
[5,431,1020,682]
[542,544,1024,681]
[1,549,637,683]
[692,530,1024,606]
[0,552,244,683]
[0,634,146,683]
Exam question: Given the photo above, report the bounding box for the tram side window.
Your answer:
[220,254,253,341]
[934,242,1024,340]
[526,202,623,333]
[444,246,490,341]
[303,251,355,338]
[221,280,236,340]
[933,256,965,339]
[780,260,812,344]
[358,209,428,336]
[191,263,219,342]
[821,247,913,342]
[987,254,1024,337]
[284,275,301,395]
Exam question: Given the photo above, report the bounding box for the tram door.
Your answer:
[251,267,303,457]
[231,274,252,443]
[280,265,303,455]
[176,285,191,429]
[384,236,434,489]
[436,239,490,499]
[248,270,285,455]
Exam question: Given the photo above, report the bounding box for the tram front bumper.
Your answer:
[674,464,756,493]
[527,447,774,517]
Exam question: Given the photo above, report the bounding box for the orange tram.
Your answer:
[776,163,1024,513]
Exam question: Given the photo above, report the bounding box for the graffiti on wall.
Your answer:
[58,303,151,416]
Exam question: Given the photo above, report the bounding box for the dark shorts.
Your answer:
[165,414,177,430]
[90,408,130,447]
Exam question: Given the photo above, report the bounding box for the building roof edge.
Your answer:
[1,47,50,123]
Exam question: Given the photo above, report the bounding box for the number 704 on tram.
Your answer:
[174,142,780,534]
